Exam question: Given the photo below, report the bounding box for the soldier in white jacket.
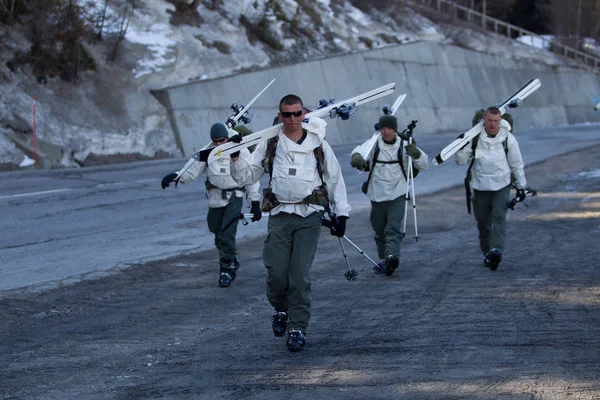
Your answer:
[350,115,428,276]
[454,106,527,270]
[229,94,351,352]
[161,122,261,287]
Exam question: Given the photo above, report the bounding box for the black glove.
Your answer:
[250,201,262,222]
[330,216,347,237]
[516,188,526,202]
[161,173,179,189]
[229,134,242,143]
[225,135,242,159]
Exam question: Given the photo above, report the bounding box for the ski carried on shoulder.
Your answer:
[357,93,407,160]
[174,78,276,180]
[195,82,397,163]
[433,78,541,165]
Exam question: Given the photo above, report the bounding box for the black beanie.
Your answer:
[378,115,398,131]
[210,122,229,139]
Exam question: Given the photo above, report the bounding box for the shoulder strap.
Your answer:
[363,139,409,195]
[314,145,325,184]
[362,144,380,194]
[264,137,279,184]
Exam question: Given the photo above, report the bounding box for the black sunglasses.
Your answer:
[280,110,304,118]
[212,137,227,144]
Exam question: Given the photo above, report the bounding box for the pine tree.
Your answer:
[508,0,552,34]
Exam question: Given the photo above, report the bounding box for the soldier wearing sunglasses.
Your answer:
[229,94,351,352]
[161,122,261,288]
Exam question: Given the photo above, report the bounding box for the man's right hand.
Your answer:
[350,153,367,170]
[161,173,179,189]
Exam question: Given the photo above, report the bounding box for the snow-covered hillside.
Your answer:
[0,0,574,170]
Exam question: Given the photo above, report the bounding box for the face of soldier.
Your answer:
[483,113,501,136]
[380,126,396,142]
[278,103,305,131]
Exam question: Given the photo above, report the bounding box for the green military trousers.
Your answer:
[370,196,406,260]
[471,185,511,255]
[206,195,243,261]
[262,211,323,333]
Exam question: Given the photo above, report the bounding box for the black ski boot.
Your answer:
[373,260,386,274]
[483,253,492,268]
[233,256,240,269]
[487,248,502,270]
[384,255,400,276]
[218,258,237,288]
[272,310,288,337]
[286,329,306,352]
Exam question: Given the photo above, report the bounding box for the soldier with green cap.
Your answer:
[160,122,262,288]
[350,115,428,277]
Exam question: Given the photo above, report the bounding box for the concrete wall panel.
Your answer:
[151,41,600,157]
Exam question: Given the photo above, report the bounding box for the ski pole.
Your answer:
[408,153,419,241]
[221,212,269,232]
[320,212,359,281]
[402,150,411,238]
[401,120,419,241]
[341,235,379,268]
[220,213,246,233]
[338,237,358,281]
[507,187,538,210]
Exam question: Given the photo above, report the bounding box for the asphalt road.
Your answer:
[1,131,599,399]
[1,124,599,294]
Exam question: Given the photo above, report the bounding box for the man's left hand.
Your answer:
[404,143,421,159]
[330,216,347,237]
[229,134,242,143]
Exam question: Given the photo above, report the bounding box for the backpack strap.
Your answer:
[362,139,409,195]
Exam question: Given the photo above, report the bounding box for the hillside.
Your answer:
[0,0,573,170]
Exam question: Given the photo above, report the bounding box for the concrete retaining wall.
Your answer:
[150,40,600,157]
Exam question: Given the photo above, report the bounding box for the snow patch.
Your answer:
[516,35,553,50]
[19,154,35,167]
[577,170,600,179]
[126,21,177,78]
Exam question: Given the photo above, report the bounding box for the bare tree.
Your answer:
[108,0,135,62]
[189,0,201,10]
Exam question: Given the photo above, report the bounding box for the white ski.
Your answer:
[226,78,275,128]
[174,79,276,180]
[195,82,397,163]
[433,78,541,165]
[357,93,407,160]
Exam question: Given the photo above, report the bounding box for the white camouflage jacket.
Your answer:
[351,134,428,202]
[230,117,351,218]
[454,119,526,191]
[177,147,260,208]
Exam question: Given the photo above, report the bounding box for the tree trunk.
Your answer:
[189,0,201,11]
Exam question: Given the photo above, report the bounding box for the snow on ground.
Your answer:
[0,0,582,168]
[577,169,600,179]
[516,34,553,50]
